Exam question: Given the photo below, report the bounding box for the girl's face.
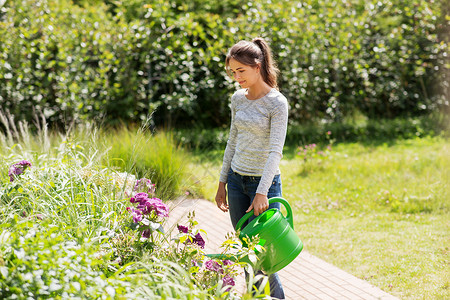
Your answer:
[228,58,261,89]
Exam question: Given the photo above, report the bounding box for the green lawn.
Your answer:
[191,136,450,299]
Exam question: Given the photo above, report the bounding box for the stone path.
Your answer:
[167,198,400,300]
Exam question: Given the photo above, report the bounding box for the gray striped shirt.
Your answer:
[219,88,288,195]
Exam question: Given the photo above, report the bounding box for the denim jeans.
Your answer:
[227,168,285,299]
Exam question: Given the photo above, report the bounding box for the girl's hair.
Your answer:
[225,37,279,88]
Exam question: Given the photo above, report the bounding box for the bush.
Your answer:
[0,220,233,299]
[0,125,253,299]
[173,115,448,152]
[0,0,447,129]
[0,221,123,299]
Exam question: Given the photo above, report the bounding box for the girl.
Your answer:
[215,37,288,299]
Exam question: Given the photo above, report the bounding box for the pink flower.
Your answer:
[8,160,32,182]
[205,260,222,273]
[223,260,233,266]
[223,274,235,288]
[134,178,156,195]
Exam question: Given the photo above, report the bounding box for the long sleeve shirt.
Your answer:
[219,88,288,195]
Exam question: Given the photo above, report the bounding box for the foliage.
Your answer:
[0,122,272,299]
[0,0,448,129]
[104,126,194,199]
[0,220,124,299]
[0,0,152,127]
[0,220,223,299]
[296,131,334,174]
[239,0,448,121]
[174,114,449,152]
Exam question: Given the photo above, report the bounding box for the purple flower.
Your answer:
[177,224,189,233]
[152,199,169,217]
[142,229,151,238]
[177,226,205,248]
[133,195,169,218]
[204,260,222,273]
[193,232,205,249]
[130,192,149,205]
[222,260,233,266]
[192,259,199,267]
[8,160,32,182]
[127,207,143,223]
[134,178,156,195]
[136,200,152,215]
[222,274,235,287]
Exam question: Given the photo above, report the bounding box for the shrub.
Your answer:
[0,0,447,129]
[0,220,123,299]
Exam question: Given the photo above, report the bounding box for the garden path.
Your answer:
[167,198,399,300]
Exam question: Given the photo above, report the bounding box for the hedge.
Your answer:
[0,0,448,129]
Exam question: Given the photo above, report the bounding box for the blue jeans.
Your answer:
[227,168,285,299]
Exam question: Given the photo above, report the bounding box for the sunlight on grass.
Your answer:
[103,127,201,200]
[192,136,450,299]
[283,137,449,299]
[281,137,449,214]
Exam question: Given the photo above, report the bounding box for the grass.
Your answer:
[191,135,450,299]
[103,126,200,200]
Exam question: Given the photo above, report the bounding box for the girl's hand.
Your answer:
[215,182,229,212]
[246,193,268,216]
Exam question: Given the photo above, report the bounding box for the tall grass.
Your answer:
[0,113,223,299]
[104,126,194,200]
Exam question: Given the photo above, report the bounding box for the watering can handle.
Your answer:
[235,197,294,231]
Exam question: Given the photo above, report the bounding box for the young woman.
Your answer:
[215,37,288,299]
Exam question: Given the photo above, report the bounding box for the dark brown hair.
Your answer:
[225,37,279,88]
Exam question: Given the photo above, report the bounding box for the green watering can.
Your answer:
[208,197,303,274]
